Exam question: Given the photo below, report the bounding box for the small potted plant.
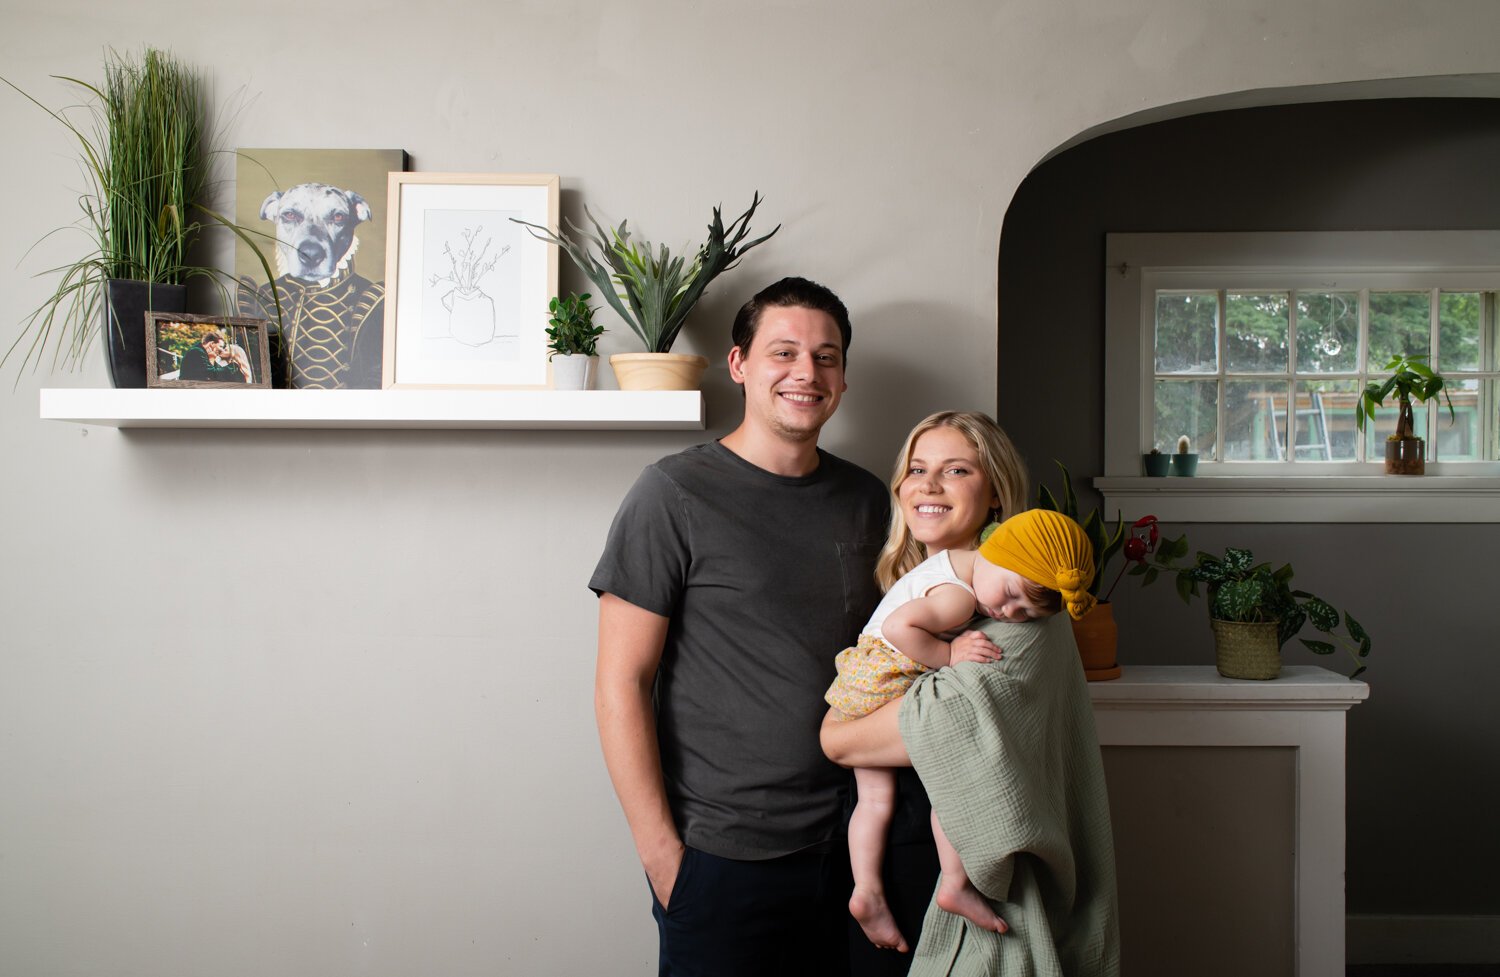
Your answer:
[1167,546,1370,680]
[2,48,276,388]
[545,292,605,390]
[1171,435,1198,476]
[513,194,778,390]
[1142,446,1170,477]
[1038,462,1188,680]
[1356,353,1455,475]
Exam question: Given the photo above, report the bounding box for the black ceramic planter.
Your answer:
[103,279,186,388]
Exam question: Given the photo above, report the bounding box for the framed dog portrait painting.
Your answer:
[145,313,273,389]
[234,148,409,389]
[382,173,559,389]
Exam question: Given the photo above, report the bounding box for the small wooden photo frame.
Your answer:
[145,313,273,389]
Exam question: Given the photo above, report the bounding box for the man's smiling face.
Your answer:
[728,305,847,444]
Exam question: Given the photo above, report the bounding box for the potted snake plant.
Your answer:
[2,48,276,388]
[514,193,777,390]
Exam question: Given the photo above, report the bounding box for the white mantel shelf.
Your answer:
[1085,663,1368,977]
[1088,664,1370,709]
[39,388,706,431]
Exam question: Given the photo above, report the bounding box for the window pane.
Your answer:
[1225,293,1288,373]
[1297,379,1361,461]
[1155,291,1218,374]
[1223,380,1287,460]
[1438,292,1481,372]
[1368,290,1431,366]
[1154,379,1217,460]
[1435,378,1482,460]
[1296,291,1359,373]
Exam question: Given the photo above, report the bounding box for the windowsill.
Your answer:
[1095,475,1500,522]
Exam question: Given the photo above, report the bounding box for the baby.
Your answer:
[826,508,1096,951]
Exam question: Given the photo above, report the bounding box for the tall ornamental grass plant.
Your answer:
[3,48,275,376]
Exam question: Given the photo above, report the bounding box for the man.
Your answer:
[591,277,889,976]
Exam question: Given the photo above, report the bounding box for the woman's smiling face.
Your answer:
[898,425,1001,556]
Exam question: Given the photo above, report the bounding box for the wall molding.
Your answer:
[1347,914,1500,964]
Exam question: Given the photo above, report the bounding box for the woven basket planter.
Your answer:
[1210,619,1281,680]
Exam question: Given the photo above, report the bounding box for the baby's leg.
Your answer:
[931,810,1009,934]
[848,766,908,952]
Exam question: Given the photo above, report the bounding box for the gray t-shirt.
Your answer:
[590,441,889,860]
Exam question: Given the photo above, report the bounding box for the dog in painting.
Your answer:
[239,181,385,388]
[260,182,371,282]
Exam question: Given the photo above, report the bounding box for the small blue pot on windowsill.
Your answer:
[1171,453,1199,476]
[1143,451,1171,477]
[1170,437,1199,477]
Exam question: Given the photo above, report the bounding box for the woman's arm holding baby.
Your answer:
[883,584,1002,668]
[821,699,910,768]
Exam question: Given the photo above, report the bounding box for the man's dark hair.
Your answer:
[200,331,225,347]
[730,277,852,361]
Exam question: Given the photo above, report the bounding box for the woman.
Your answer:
[848,410,1029,974]
[827,414,1119,975]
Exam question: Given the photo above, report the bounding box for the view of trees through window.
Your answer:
[1153,288,1498,463]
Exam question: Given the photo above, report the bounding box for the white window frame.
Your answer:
[1103,232,1500,523]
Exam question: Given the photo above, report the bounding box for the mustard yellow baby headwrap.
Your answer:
[977,509,1097,620]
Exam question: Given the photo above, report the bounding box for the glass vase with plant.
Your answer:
[1356,353,1455,439]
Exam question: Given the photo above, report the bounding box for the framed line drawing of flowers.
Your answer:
[382,173,559,389]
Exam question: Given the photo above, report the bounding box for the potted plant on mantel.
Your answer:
[1356,353,1455,475]
[1037,462,1188,681]
[545,292,605,390]
[513,194,778,391]
[1168,546,1371,680]
[1,48,276,388]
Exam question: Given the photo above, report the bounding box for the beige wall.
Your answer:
[3,2,1497,973]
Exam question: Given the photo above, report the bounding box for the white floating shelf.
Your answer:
[39,388,705,431]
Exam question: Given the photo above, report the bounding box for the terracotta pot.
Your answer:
[1071,601,1122,681]
[610,352,708,391]
[1384,437,1425,475]
[1210,619,1281,680]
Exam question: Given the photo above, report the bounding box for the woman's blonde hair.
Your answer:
[875,410,1029,592]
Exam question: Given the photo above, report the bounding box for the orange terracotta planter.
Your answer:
[1071,601,1122,681]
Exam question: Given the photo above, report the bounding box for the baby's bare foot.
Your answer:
[935,876,1009,935]
[849,887,909,952]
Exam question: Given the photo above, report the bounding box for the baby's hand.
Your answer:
[948,630,1003,665]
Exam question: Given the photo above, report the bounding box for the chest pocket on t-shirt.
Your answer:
[836,539,885,640]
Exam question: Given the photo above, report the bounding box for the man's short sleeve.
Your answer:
[588,464,690,618]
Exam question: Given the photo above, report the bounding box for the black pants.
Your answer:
[651,844,852,977]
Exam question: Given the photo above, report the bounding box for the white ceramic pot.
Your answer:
[550,353,598,390]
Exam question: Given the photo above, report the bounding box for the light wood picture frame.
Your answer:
[382,173,560,389]
[145,313,273,389]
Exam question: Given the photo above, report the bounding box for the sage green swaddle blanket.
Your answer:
[898,613,1120,977]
